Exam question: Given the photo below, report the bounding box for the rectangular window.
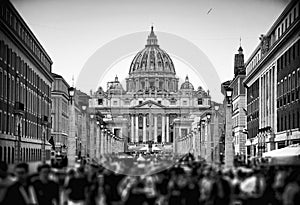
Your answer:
[0,41,3,61]
[198,98,203,105]
[3,112,6,133]
[181,128,187,137]
[297,41,300,57]
[158,101,161,104]
[298,69,300,87]
[4,71,7,100]
[139,101,142,105]
[0,68,2,98]
[98,98,103,105]
[288,75,291,91]
[284,52,287,66]
[292,44,295,60]
[0,111,2,133]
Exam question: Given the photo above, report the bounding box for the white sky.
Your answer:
[11,0,290,98]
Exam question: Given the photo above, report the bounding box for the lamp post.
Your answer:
[206,112,212,163]
[198,119,205,159]
[81,105,87,158]
[67,86,76,167]
[225,86,234,169]
[213,104,220,164]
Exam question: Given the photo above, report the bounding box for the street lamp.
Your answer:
[206,112,212,122]
[68,87,75,104]
[225,87,233,104]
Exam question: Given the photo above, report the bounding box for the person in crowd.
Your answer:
[103,168,123,205]
[1,162,36,205]
[31,164,60,205]
[86,164,101,205]
[64,166,89,205]
[282,168,300,205]
[0,161,14,203]
[199,166,215,205]
[211,170,232,205]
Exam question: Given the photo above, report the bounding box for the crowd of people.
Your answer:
[0,153,300,205]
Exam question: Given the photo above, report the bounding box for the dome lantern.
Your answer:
[146,26,158,46]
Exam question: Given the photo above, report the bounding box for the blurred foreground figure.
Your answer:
[0,161,14,203]
[32,164,60,205]
[1,163,36,205]
[64,166,89,205]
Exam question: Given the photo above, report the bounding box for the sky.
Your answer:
[11,0,290,102]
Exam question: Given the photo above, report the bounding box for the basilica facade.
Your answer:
[89,27,211,153]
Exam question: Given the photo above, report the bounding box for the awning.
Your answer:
[262,144,300,165]
[139,147,149,151]
[152,147,162,151]
[263,144,300,158]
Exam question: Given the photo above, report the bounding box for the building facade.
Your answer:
[244,0,300,159]
[230,46,247,160]
[89,27,211,154]
[0,0,53,170]
[51,73,70,155]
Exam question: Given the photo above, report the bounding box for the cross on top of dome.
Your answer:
[146,25,158,47]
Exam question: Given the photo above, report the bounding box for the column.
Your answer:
[143,114,147,142]
[67,103,76,167]
[103,132,106,154]
[173,126,177,153]
[162,115,165,143]
[89,121,95,158]
[225,104,234,169]
[106,134,109,154]
[166,115,169,142]
[109,136,112,153]
[135,115,139,142]
[131,115,134,143]
[154,115,158,142]
[96,126,100,159]
[213,113,219,164]
[100,130,104,155]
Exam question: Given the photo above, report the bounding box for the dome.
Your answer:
[180,75,194,90]
[129,26,176,75]
[108,76,125,94]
